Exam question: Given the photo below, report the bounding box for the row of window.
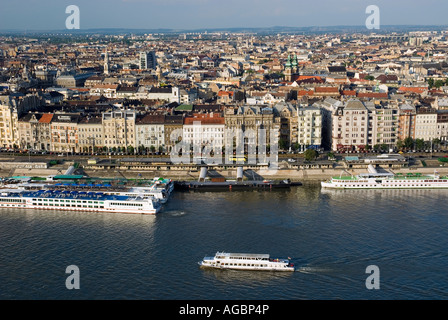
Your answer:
[109,202,143,207]
[32,199,104,204]
[32,203,104,208]
[222,263,269,267]
[1,199,26,203]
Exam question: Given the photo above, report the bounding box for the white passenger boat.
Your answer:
[0,189,161,214]
[321,165,448,189]
[199,252,295,271]
[103,187,169,203]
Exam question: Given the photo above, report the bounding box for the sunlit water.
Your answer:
[1,186,447,299]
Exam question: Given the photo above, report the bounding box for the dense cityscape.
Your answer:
[2,30,448,157]
[2,3,448,303]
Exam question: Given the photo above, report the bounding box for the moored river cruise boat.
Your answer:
[199,252,295,271]
[321,165,448,189]
[0,189,161,214]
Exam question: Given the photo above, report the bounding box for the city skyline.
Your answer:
[1,0,448,31]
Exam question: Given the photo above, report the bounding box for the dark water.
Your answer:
[1,186,448,300]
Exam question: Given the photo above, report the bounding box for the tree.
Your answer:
[404,137,414,150]
[432,138,441,149]
[279,139,288,151]
[415,138,425,151]
[428,78,434,88]
[435,80,445,88]
[304,148,318,161]
[292,142,300,151]
[396,139,404,151]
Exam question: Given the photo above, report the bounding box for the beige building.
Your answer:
[17,113,40,150]
[332,99,370,151]
[78,115,104,153]
[0,93,42,149]
[164,115,184,153]
[102,109,137,152]
[273,102,298,150]
[224,105,277,152]
[50,113,80,153]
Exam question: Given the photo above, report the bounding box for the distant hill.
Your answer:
[2,25,448,36]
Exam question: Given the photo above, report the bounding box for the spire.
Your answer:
[285,54,292,68]
[292,53,298,67]
[104,48,109,75]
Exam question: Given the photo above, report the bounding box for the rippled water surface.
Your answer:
[1,186,448,299]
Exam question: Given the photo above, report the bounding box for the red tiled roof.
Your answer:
[298,90,314,96]
[184,113,225,125]
[38,113,53,123]
[217,90,234,97]
[398,87,427,94]
[315,86,339,93]
[357,92,388,98]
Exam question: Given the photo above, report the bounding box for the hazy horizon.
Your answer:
[1,0,447,32]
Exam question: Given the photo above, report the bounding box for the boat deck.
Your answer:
[0,190,142,202]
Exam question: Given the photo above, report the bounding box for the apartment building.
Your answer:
[78,115,104,153]
[297,105,322,149]
[102,109,137,151]
[136,114,166,152]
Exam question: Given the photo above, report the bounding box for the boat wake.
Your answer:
[296,266,334,274]
[167,210,187,217]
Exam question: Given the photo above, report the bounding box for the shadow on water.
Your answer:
[199,267,294,285]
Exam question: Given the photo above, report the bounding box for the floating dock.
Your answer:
[175,166,301,191]
[174,179,302,191]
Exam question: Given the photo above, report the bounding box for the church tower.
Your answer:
[292,53,299,75]
[104,49,109,75]
[284,54,293,82]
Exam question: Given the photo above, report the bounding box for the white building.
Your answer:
[183,114,225,152]
[135,114,166,152]
[331,99,370,151]
[147,86,180,103]
[415,108,438,141]
[297,105,322,148]
[367,104,399,148]
[139,51,157,70]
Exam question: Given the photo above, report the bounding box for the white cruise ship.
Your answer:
[0,189,161,214]
[321,165,448,189]
[199,252,295,271]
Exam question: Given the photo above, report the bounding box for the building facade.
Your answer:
[102,109,137,152]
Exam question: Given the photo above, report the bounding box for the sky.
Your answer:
[0,0,447,31]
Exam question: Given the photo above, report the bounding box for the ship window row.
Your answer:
[1,199,26,203]
[32,202,105,208]
[227,256,268,260]
[33,199,104,204]
[110,202,143,207]
[224,263,268,267]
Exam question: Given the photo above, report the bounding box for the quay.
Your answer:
[2,153,448,186]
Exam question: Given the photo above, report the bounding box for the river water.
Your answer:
[1,186,447,300]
